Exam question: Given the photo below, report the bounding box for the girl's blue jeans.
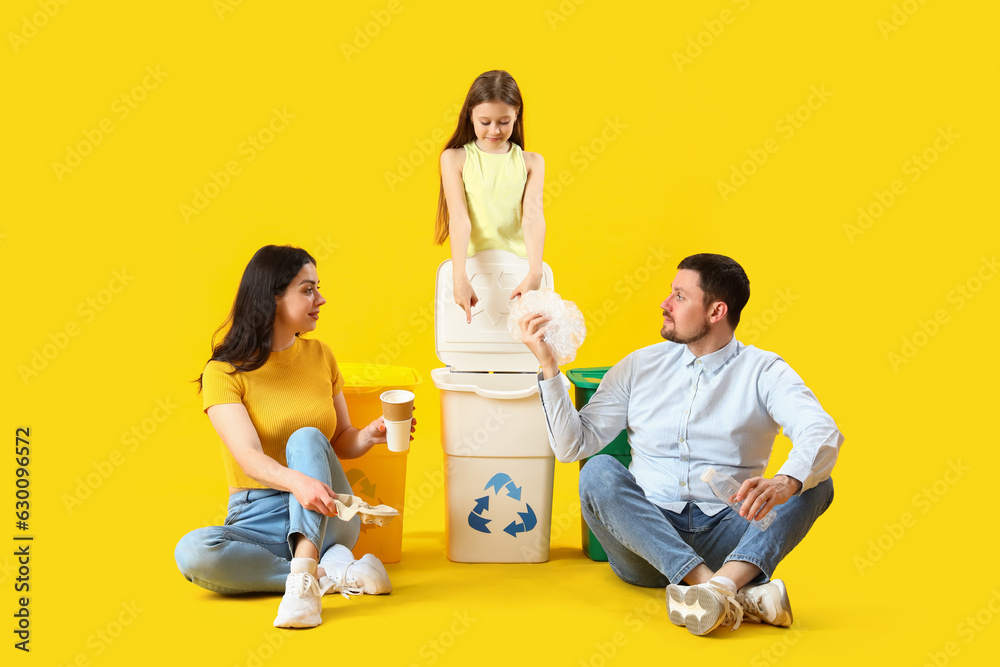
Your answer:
[580,455,834,586]
[174,427,360,594]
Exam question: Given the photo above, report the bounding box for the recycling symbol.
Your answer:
[345,468,380,534]
[467,472,537,537]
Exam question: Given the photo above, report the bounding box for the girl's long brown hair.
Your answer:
[434,70,525,245]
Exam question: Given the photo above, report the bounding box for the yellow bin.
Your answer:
[339,363,421,563]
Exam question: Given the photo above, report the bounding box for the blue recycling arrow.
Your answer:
[505,481,522,500]
[472,496,490,514]
[485,473,512,494]
[503,520,526,537]
[518,504,537,531]
[468,512,492,534]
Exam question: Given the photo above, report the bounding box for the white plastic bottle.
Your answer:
[700,467,775,531]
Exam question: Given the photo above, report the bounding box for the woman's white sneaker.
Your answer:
[319,544,392,596]
[273,558,323,628]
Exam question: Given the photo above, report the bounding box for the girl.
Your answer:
[436,70,547,324]
[174,245,415,629]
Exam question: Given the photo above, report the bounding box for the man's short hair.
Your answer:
[677,253,750,329]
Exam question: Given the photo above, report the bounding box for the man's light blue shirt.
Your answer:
[537,336,844,515]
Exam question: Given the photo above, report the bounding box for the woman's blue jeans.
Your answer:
[579,455,834,587]
[174,427,360,594]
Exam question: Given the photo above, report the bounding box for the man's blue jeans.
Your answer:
[579,455,834,586]
[174,427,360,594]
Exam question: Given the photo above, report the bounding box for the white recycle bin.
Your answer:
[432,249,564,563]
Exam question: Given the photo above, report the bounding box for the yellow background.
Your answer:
[3,0,998,664]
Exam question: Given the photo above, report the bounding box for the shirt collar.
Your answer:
[682,335,740,375]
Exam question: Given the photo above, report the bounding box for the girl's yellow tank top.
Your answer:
[462,140,528,257]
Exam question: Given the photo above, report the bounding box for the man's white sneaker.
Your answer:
[667,582,745,636]
[319,544,392,597]
[739,579,793,627]
[273,558,323,628]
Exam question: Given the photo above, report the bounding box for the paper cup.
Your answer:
[380,390,415,422]
[384,419,411,453]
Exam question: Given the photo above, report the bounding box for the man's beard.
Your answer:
[661,318,711,344]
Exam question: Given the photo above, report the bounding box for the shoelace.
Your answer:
[714,588,745,631]
[739,592,765,624]
[319,563,364,600]
[287,572,321,599]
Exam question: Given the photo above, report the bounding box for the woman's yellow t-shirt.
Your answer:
[201,337,345,489]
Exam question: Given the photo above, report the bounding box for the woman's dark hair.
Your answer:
[677,253,750,328]
[196,245,316,391]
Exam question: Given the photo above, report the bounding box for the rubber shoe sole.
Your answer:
[273,611,321,628]
[667,584,725,636]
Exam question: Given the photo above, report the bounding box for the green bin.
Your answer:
[567,367,632,562]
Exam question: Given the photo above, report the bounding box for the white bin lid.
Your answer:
[435,249,554,373]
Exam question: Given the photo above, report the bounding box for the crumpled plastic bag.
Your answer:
[508,287,587,364]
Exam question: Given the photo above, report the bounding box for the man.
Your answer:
[518,253,842,636]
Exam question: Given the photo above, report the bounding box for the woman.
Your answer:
[174,245,414,629]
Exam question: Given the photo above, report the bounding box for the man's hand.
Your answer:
[517,312,559,379]
[733,474,802,522]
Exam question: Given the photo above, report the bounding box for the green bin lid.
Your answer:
[566,366,612,389]
[339,363,422,394]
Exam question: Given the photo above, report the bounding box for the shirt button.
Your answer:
[683,409,689,415]
[681,457,688,462]
[678,437,685,443]
[679,481,687,487]
[696,360,702,365]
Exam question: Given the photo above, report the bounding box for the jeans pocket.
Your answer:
[224,492,250,526]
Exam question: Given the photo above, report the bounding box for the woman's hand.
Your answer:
[364,409,418,446]
[287,471,339,517]
[453,277,479,324]
[510,271,543,300]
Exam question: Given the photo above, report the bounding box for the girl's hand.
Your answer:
[288,472,339,517]
[453,277,479,324]
[510,272,543,300]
